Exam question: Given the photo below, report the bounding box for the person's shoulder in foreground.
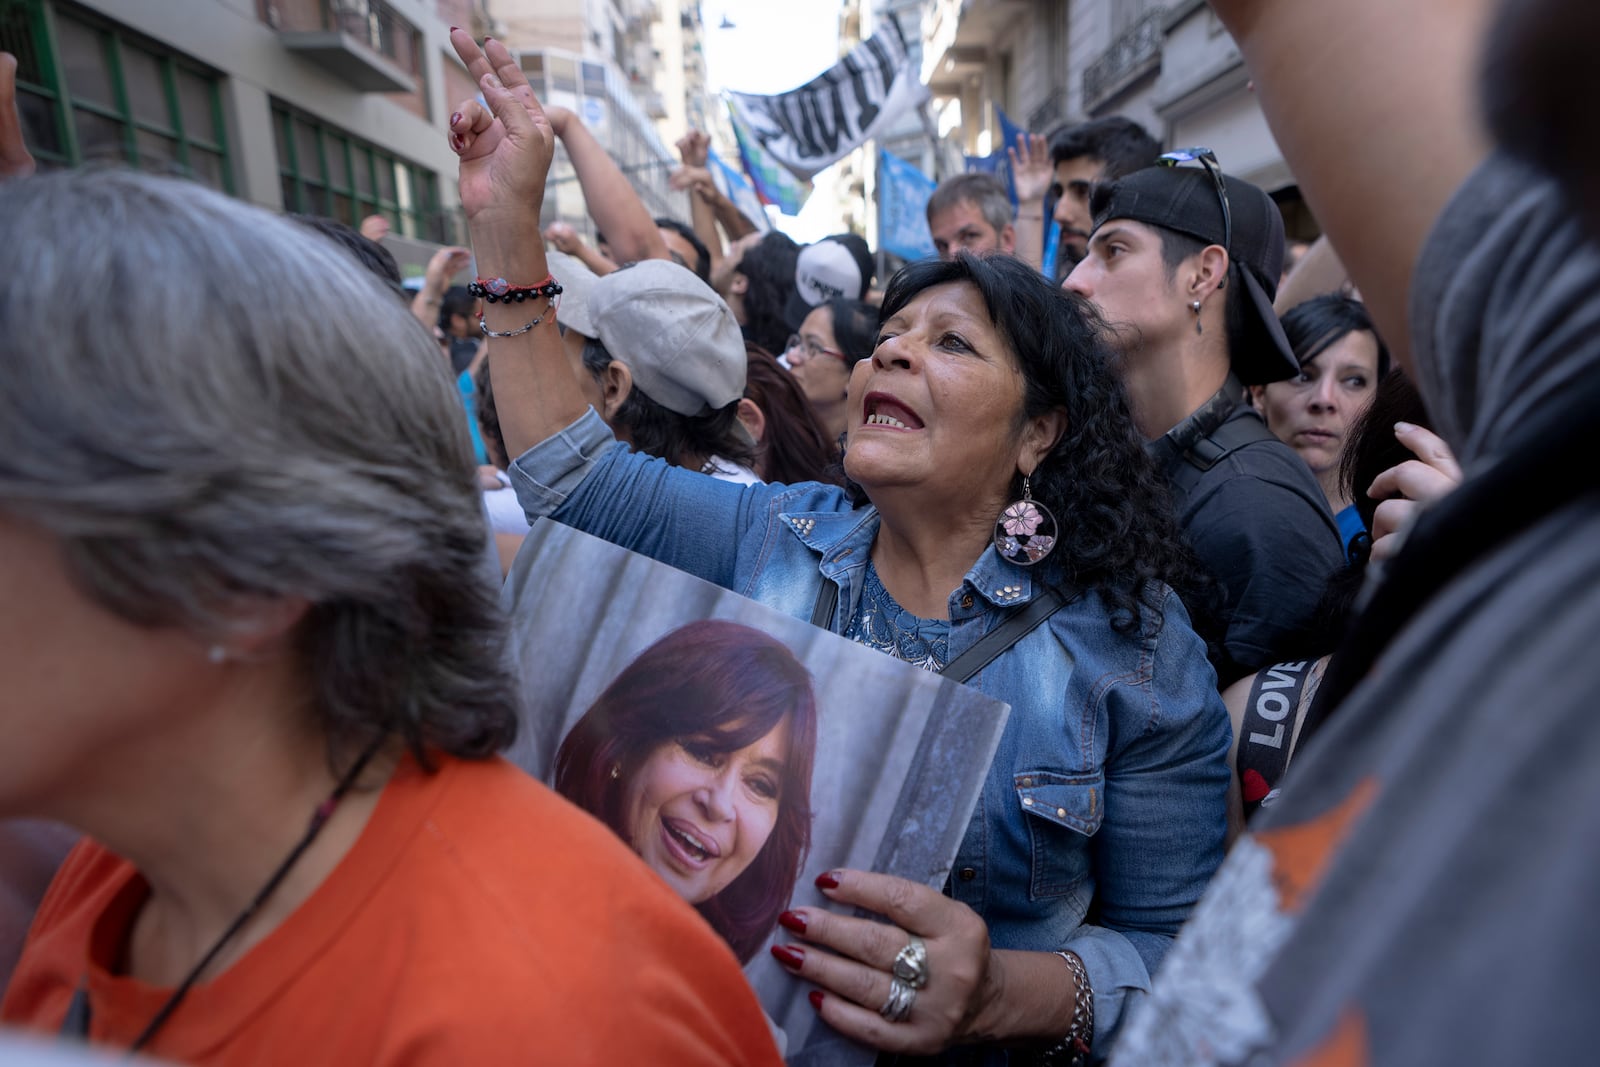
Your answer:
[1110,0,1600,1053]
[1112,153,1600,1066]
[4,755,782,1067]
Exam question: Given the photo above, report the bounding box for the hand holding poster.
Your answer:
[727,16,931,181]
[501,521,1011,1066]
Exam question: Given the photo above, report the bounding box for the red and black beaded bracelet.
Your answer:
[468,274,564,304]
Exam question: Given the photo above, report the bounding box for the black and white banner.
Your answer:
[727,17,930,181]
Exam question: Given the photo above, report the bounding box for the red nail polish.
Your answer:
[450,111,462,128]
[815,871,840,890]
[449,25,458,31]
[449,133,464,152]
[770,944,804,970]
[778,910,807,935]
[809,990,825,1012]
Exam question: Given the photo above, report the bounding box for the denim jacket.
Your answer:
[511,411,1231,1050]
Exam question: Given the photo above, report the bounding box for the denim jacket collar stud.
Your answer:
[779,506,1043,615]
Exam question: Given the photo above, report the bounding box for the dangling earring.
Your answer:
[1190,300,1203,335]
[993,474,1059,566]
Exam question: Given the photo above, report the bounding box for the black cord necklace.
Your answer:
[113,736,386,1055]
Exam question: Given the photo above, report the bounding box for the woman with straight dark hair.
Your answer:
[556,620,818,964]
[1223,369,1458,832]
[742,344,842,485]
[783,297,878,444]
[1251,294,1391,556]
[450,32,1228,1061]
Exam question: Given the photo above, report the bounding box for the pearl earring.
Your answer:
[1190,300,1203,334]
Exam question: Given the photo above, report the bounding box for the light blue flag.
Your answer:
[707,148,771,233]
[962,105,1028,207]
[878,148,937,262]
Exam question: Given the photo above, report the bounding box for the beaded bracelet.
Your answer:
[468,274,564,304]
[478,294,559,338]
[1036,950,1094,1067]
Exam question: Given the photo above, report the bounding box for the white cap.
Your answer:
[588,259,747,416]
[544,249,600,338]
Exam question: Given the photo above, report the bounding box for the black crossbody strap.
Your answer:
[809,579,1066,684]
[809,579,838,629]
[939,588,1067,683]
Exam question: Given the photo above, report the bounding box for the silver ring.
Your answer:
[878,976,916,1023]
[892,934,930,989]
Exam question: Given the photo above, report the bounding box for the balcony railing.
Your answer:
[322,0,419,76]
[266,0,418,93]
[1082,9,1165,112]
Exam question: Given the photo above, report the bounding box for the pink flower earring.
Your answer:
[993,474,1058,566]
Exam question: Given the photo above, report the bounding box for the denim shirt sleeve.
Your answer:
[1062,590,1232,1047]
[507,408,796,589]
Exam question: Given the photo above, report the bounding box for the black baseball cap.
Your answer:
[1090,166,1298,384]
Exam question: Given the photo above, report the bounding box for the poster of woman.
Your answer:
[501,520,1010,1066]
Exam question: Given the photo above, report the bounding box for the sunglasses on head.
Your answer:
[1157,147,1232,254]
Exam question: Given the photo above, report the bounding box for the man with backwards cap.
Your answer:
[1064,158,1344,685]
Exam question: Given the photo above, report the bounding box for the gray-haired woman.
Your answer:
[0,169,780,1066]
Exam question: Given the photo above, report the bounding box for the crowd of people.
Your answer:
[0,0,1596,1061]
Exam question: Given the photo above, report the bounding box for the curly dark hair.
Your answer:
[736,231,800,356]
[863,253,1212,637]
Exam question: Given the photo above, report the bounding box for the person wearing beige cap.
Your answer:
[578,258,762,484]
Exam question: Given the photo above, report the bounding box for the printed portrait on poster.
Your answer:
[501,520,1011,1065]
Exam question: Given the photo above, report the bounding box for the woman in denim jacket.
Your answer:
[450,33,1229,1063]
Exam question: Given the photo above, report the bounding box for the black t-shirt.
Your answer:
[1154,403,1344,684]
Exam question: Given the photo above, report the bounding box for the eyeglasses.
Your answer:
[784,334,846,366]
[1157,146,1232,254]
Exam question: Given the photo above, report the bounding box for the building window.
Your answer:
[271,101,443,241]
[0,0,230,190]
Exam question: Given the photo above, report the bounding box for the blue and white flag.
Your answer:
[878,148,937,262]
[729,105,812,216]
[728,17,930,181]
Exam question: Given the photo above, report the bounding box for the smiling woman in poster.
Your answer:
[555,620,819,965]
[448,31,1229,1064]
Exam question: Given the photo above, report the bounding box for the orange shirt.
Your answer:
[1,755,782,1067]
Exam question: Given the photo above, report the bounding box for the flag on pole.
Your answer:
[727,16,930,181]
[878,148,937,262]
